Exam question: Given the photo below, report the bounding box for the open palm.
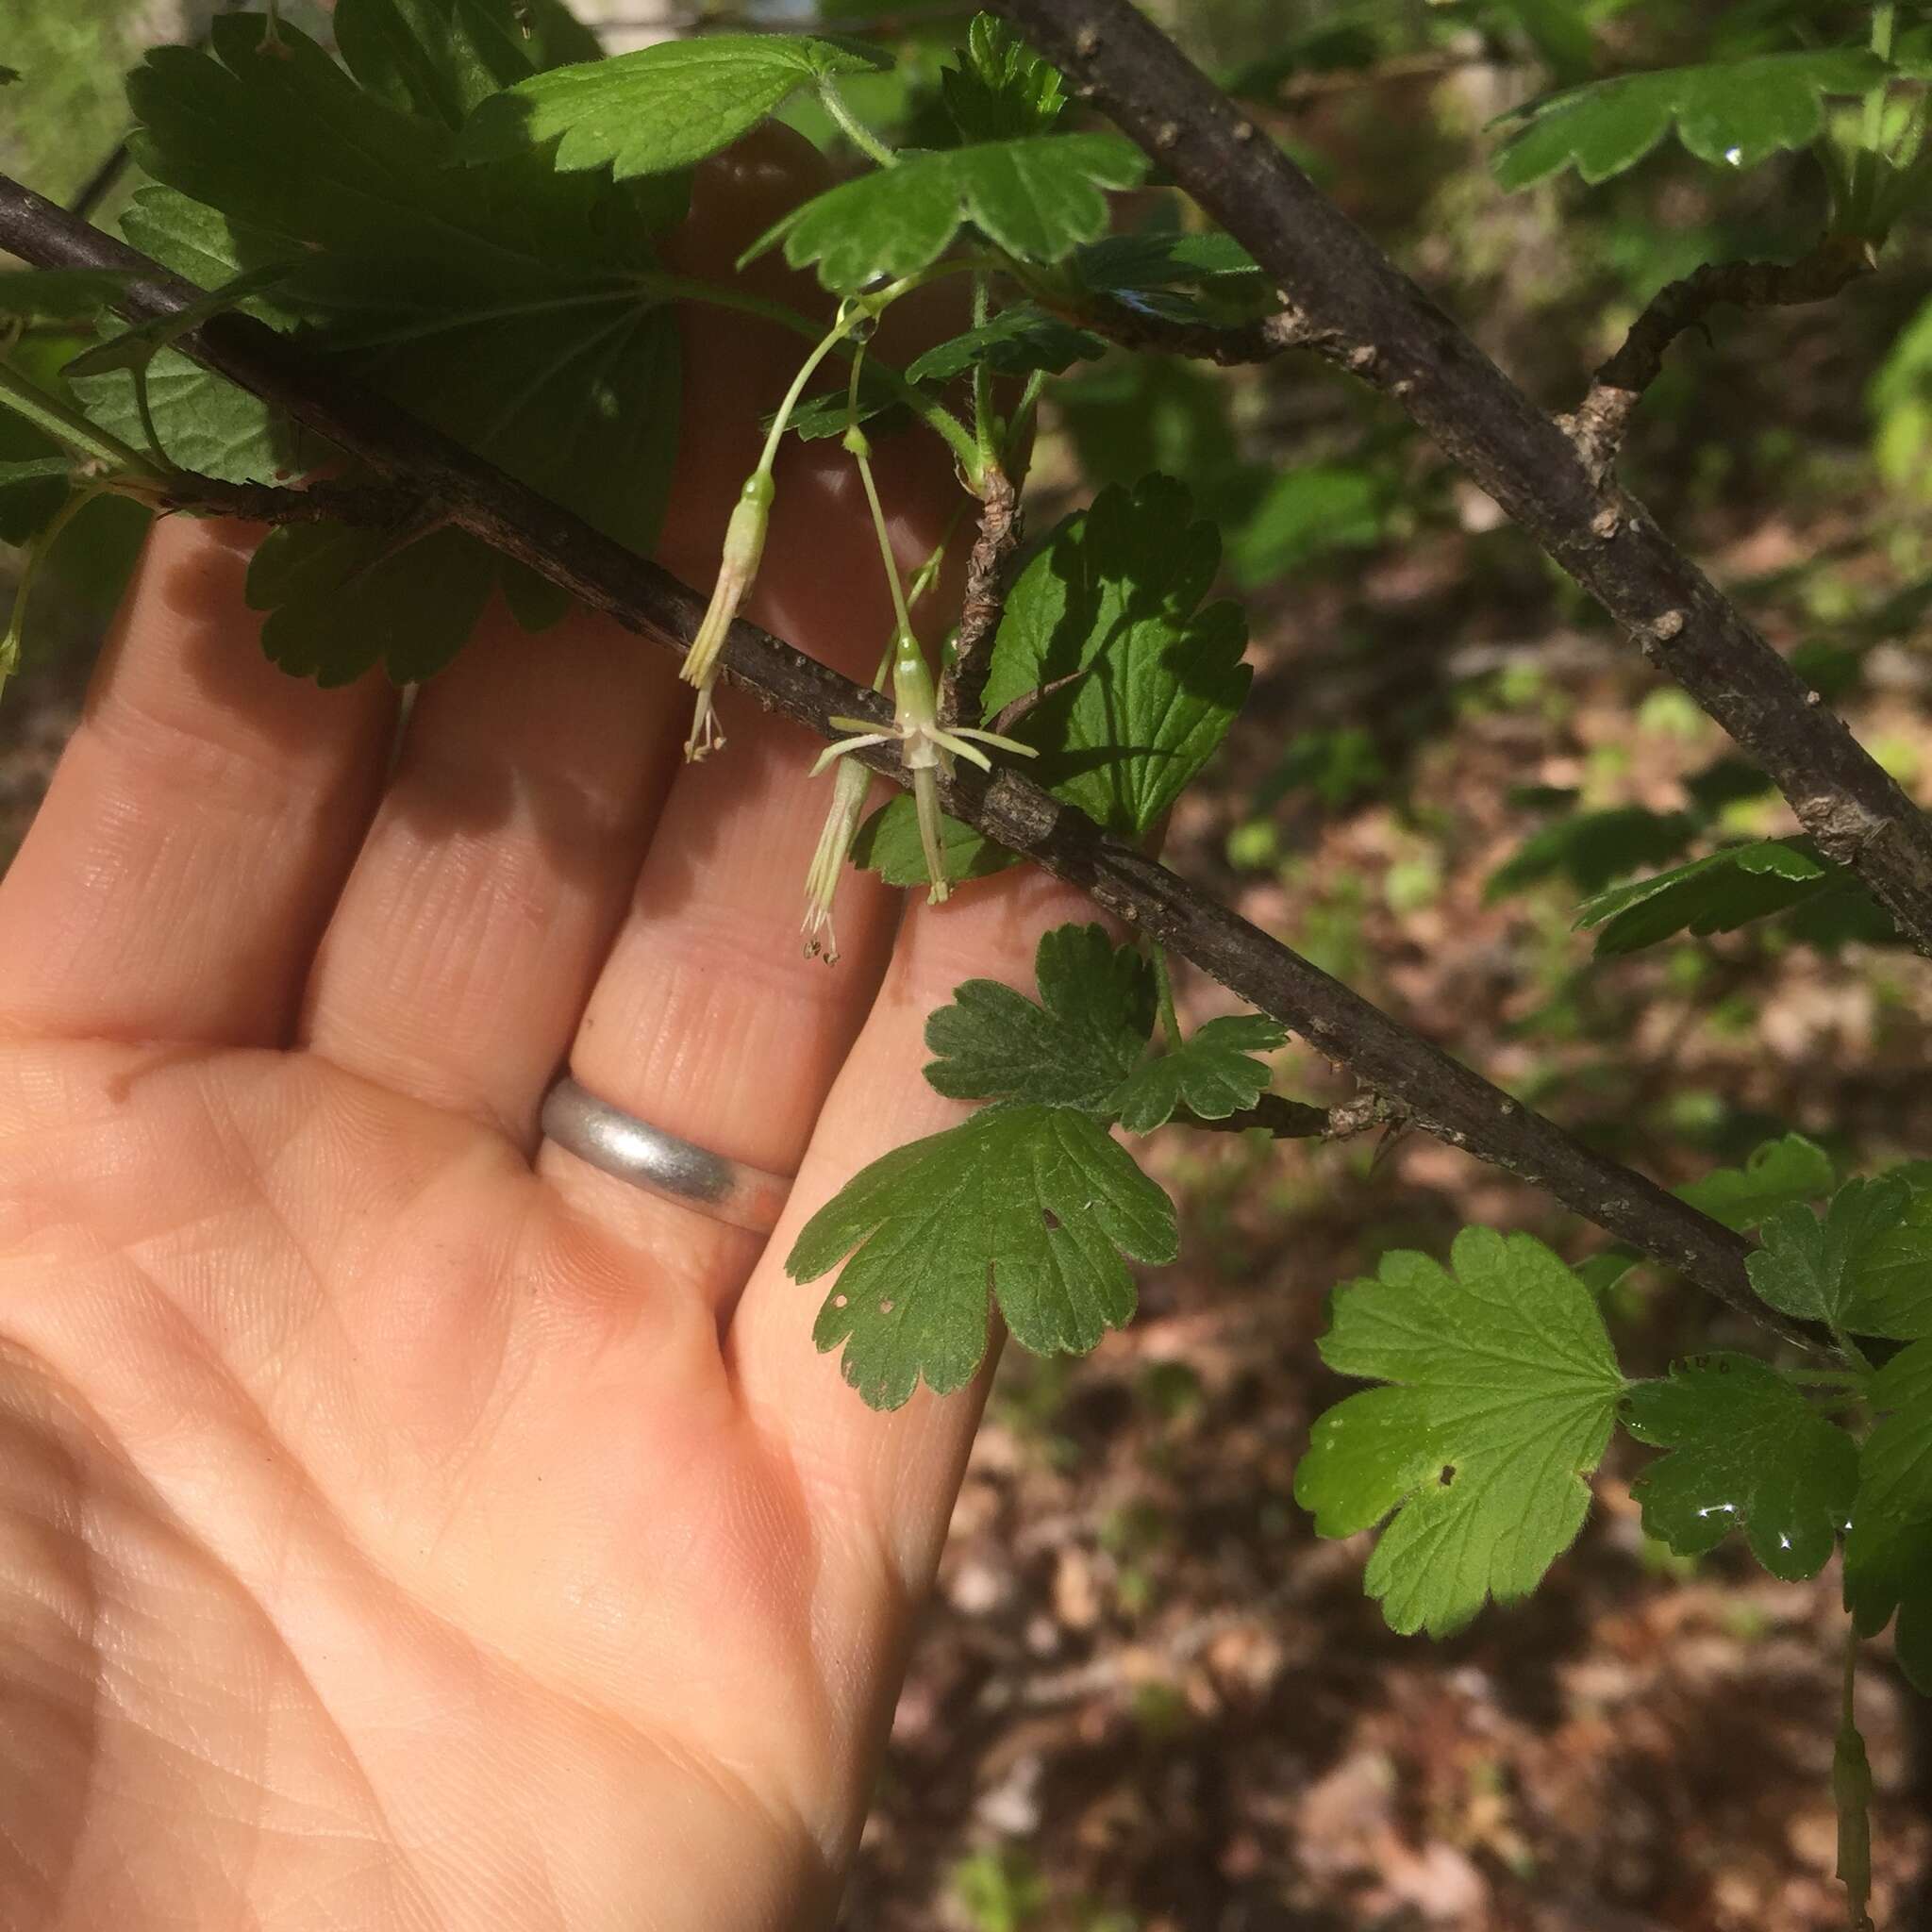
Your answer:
[0,141,1081,1931]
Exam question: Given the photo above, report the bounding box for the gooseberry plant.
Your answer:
[5,0,1932,1919]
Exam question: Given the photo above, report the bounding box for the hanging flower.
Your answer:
[810,627,1036,906]
[682,468,775,761]
[801,752,874,964]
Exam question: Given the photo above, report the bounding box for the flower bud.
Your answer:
[801,753,874,963]
[681,468,776,760]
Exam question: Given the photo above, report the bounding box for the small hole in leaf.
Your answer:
[1439,1466,1456,1488]
[1041,1208,1061,1231]
[879,1298,895,1315]
[832,1293,847,1309]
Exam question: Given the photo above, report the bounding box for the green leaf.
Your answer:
[1294,1229,1626,1636]
[1678,1133,1835,1232]
[850,793,1017,888]
[1844,1341,1932,1661]
[940,12,1064,142]
[0,269,139,321]
[67,192,313,484]
[980,475,1251,837]
[1624,1353,1857,1580]
[767,363,908,441]
[923,924,1155,1111]
[1109,1014,1288,1134]
[787,1104,1177,1410]
[1746,1177,1913,1330]
[460,33,887,176]
[1485,807,1698,902]
[1574,836,1891,954]
[245,523,495,686]
[746,133,1148,292]
[905,306,1105,384]
[1073,228,1262,295]
[337,0,544,130]
[125,25,682,555]
[1843,1177,1932,1341]
[1493,51,1888,190]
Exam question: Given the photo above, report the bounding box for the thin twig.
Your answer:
[991,0,1932,965]
[0,169,1813,1347]
[941,461,1020,728]
[1565,239,1877,478]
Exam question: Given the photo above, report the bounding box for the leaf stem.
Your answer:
[970,270,996,472]
[1152,944,1184,1052]
[816,74,899,171]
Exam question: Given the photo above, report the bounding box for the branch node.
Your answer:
[1590,505,1621,541]
[941,463,1023,729]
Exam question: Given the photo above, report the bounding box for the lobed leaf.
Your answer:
[245,523,496,686]
[460,32,887,176]
[1842,1176,1932,1341]
[923,924,1155,1111]
[1294,1229,1626,1636]
[123,22,682,559]
[1624,1353,1857,1581]
[1843,1339,1932,1692]
[905,306,1105,384]
[1677,1132,1835,1232]
[940,12,1064,142]
[787,1105,1177,1410]
[337,0,545,130]
[1746,1176,1914,1333]
[980,474,1252,838]
[745,134,1148,291]
[1493,50,1888,191]
[1109,1014,1287,1134]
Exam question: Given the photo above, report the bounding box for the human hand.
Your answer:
[0,132,1083,1931]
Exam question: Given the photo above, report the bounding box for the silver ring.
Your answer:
[540,1074,792,1234]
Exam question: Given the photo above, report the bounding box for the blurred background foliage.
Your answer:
[6,0,1932,1924]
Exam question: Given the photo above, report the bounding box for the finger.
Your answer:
[0,517,396,1046]
[725,867,1102,1596]
[533,239,974,1289]
[297,598,685,1139]
[533,427,961,1285]
[297,127,838,1140]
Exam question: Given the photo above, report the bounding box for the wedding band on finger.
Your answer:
[539,1074,793,1234]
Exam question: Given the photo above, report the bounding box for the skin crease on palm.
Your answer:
[0,125,1097,1931]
